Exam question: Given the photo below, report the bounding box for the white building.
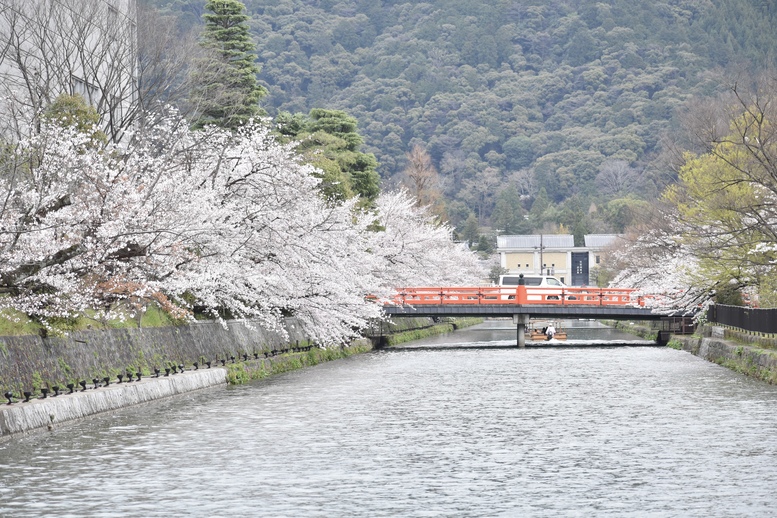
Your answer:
[0,0,138,141]
[496,234,622,286]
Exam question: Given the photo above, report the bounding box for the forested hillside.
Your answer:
[158,0,777,236]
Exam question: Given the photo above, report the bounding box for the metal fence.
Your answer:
[707,304,777,334]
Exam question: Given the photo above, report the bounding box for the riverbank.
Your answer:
[606,320,777,384]
[0,317,482,439]
[672,324,777,384]
[0,341,372,440]
[370,317,484,347]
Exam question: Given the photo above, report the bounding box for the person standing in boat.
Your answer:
[546,325,556,339]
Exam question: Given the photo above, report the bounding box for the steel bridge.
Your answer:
[383,285,672,347]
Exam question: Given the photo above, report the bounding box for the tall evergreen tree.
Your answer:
[492,184,530,235]
[462,213,480,247]
[528,188,552,230]
[277,109,381,204]
[190,0,267,129]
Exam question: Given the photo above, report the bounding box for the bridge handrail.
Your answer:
[391,285,643,307]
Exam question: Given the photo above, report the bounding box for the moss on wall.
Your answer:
[0,319,309,395]
[226,340,374,384]
[0,316,483,394]
[0,316,484,436]
[675,328,777,385]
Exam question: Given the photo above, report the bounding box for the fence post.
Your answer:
[708,304,716,324]
[515,274,527,305]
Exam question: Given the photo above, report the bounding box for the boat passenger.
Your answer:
[546,325,556,339]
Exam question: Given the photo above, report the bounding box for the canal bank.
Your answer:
[0,316,481,439]
[602,320,777,384]
[672,324,777,384]
[0,342,373,440]
[369,317,484,347]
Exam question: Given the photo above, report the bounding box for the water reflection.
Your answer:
[1,322,777,517]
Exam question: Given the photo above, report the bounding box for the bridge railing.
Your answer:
[391,286,641,307]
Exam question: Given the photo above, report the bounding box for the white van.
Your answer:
[499,274,566,288]
[498,274,570,301]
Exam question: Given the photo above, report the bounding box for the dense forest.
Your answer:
[156,0,777,238]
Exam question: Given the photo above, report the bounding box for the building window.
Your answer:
[71,75,100,105]
[595,255,601,264]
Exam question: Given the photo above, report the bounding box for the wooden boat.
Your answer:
[529,322,567,341]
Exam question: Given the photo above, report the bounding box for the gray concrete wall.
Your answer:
[0,319,309,395]
[675,325,777,384]
[0,316,461,439]
[0,368,227,438]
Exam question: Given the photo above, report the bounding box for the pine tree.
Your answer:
[278,109,381,204]
[462,213,480,247]
[190,0,267,129]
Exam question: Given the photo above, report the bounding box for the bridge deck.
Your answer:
[384,285,667,320]
[383,303,661,320]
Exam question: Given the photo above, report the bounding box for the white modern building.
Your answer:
[496,234,622,286]
[0,0,138,141]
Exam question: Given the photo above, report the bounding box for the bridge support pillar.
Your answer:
[512,314,530,348]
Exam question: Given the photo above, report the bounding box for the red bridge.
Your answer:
[383,285,672,347]
[392,285,640,307]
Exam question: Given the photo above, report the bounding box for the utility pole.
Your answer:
[535,234,545,275]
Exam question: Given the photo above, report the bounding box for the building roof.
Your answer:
[497,234,622,250]
[497,234,574,249]
[583,234,620,248]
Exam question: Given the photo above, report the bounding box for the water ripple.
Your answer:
[2,326,777,516]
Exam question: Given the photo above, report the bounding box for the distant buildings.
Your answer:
[496,234,622,286]
[0,0,138,140]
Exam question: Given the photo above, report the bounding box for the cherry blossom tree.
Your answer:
[608,222,709,315]
[0,111,484,344]
[0,114,215,322]
[366,190,484,288]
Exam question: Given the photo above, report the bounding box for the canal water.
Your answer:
[2,320,777,517]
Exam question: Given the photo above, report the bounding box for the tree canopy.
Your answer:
[613,77,777,309]
[190,0,268,128]
[0,108,482,342]
[276,108,380,203]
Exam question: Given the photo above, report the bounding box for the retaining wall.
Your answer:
[0,319,309,395]
[0,342,375,440]
[0,316,468,439]
[675,325,777,384]
[0,368,227,438]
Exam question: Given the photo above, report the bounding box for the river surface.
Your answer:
[2,320,777,517]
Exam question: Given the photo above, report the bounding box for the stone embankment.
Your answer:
[0,316,477,439]
[0,367,227,439]
[0,342,373,440]
[673,325,777,384]
[0,318,312,396]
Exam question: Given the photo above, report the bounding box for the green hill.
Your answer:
[158,0,777,233]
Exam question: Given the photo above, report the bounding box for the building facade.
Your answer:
[496,234,621,286]
[0,0,138,141]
